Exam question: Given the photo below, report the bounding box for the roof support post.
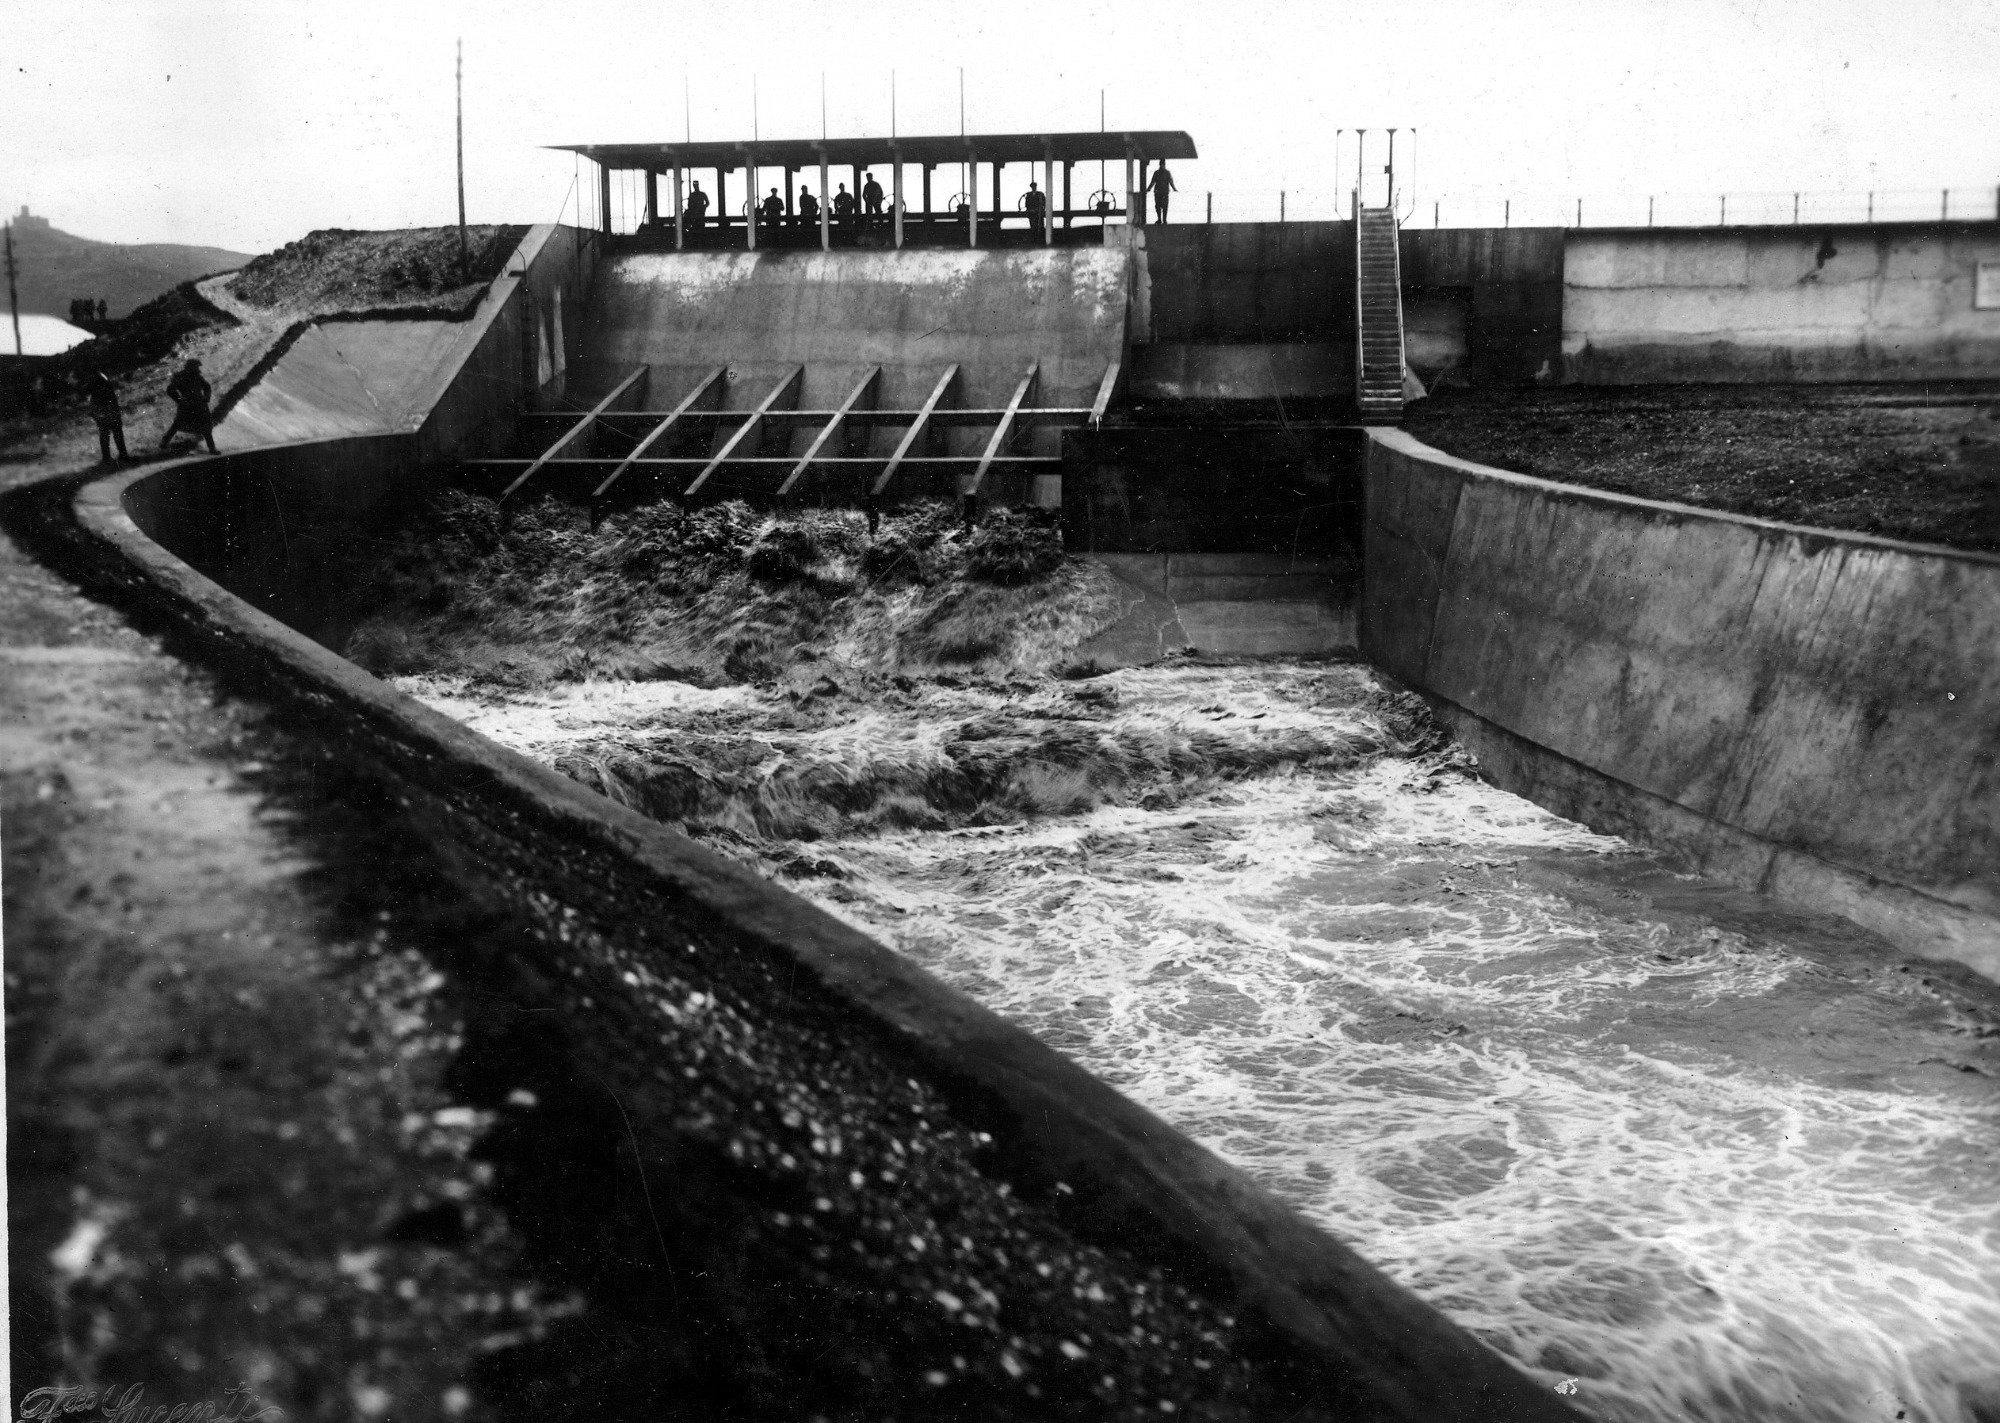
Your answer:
[716,167,727,239]
[1124,157,1134,224]
[1044,153,1055,245]
[992,161,1003,228]
[967,150,978,248]
[923,164,932,220]
[1139,159,1151,227]
[672,164,685,250]
[893,154,904,249]
[816,147,830,252]
[598,162,613,235]
[1063,161,1073,229]
[785,167,795,219]
[644,169,658,226]
[745,152,757,250]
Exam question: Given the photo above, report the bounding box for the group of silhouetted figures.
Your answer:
[56,358,219,463]
[665,163,1180,236]
[68,297,109,327]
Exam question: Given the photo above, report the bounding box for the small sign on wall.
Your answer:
[1978,261,2000,310]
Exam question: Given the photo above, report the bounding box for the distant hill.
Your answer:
[4,207,253,319]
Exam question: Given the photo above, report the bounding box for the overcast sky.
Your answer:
[5,0,1997,251]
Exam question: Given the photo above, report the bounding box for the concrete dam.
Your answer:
[69,156,2000,1423]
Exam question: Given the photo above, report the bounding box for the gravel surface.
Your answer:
[1404,383,2000,554]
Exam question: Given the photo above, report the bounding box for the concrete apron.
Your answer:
[73,443,1582,1423]
[1080,552,1361,666]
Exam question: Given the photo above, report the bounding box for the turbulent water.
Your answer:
[400,658,2000,1423]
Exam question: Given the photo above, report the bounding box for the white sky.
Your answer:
[5,0,1997,251]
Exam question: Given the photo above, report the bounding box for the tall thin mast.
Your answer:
[455,39,468,275]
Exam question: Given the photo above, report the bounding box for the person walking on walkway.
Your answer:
[84,366,128,462]
[686,182,710,230]
[1149,163,1178,223]
[159,359,218,454]
[1024,182,1048,230]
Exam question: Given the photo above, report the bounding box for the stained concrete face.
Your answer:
[1562,223,2000,382]
[1362,429,2000,972]
[584,247,1131,461]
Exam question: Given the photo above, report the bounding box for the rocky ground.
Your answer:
[1405,382,2000,553]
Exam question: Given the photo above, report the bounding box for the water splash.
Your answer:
[399,660,2000,1422]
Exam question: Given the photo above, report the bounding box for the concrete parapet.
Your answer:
[1362,427,2000,978]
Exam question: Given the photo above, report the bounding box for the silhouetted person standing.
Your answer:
[160,359,218,453]
[96,299,108,323]
[687,182,710,230]
[798,189,820,228]
[1025,182,1048,229]
[832,184,857,225]
[1149,164,1177,223]
[861,172,884,222]
[760,188,785,231]
[84,366,128,461]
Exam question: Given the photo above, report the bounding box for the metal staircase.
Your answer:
[1354,204,1406,422]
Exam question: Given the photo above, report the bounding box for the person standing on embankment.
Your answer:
[84,365,127,462]
[159,358,218,454]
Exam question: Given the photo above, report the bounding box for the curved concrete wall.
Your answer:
[75,430,1578,1421]
[1363,428,2000,977]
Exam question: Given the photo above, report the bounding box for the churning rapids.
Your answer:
[395,655,2000,1423]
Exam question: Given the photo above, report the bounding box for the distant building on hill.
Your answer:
[13,205,53,230]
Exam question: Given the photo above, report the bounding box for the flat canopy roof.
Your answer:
[551,130,1197,171]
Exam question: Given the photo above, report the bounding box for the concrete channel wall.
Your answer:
[1362,428,2000,978]
[1562,222,2000,383]
[77,428,1578,1422]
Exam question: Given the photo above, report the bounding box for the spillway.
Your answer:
[395,656,2000,1423]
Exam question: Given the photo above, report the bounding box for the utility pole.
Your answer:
[456,39,469,278]
[5,222,21,357]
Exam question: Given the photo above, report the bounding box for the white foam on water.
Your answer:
[403,662,2000,1422]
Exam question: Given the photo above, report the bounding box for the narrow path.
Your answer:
[2,424,549,1419]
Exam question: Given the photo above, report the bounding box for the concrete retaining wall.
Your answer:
[1363,428,2000,977]
[1140,222,1354,344]
[1561,222,2000,383]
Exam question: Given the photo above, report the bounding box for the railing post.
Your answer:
[1793,192,1800,223]
[1576,197,1582,227]
[1280,190,1286,222]
[1206,191,1212,224]
[1867,191,1874,223]
[1719,194,1727,226]
[1434,200,1439,229]
[1942,188,1949,220]
[1648,195,1654,227]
